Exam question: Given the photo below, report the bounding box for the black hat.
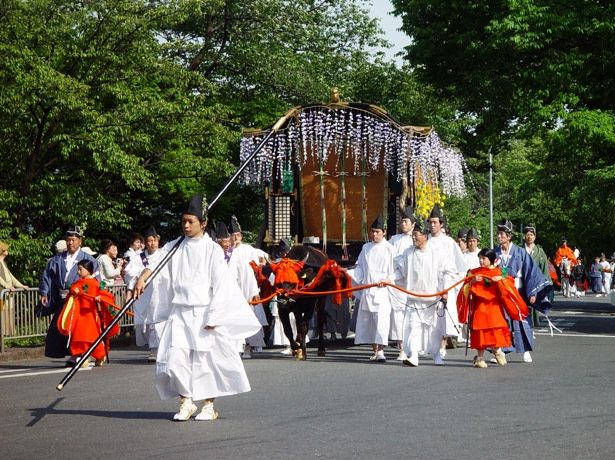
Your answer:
[429,205,443,220]
[205,226,216,240]
[466,228,480,240]
[497,219,514,233]
[184,194,207,220]
[370,214,385,231]
[230,215,242,234]
[413,220,430,235]
[143,226,159,239]
[400,206,416,222]
[66,224,83,238]
[523,224,536,234]
[279,237,292,254]
[215,221,230,239]
[457,227,469,239]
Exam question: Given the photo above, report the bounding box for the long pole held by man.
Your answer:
[56,115,291,391]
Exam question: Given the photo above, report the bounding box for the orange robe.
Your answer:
[457,267,529,350]
[56,278,119,359]
[553,245,577,267]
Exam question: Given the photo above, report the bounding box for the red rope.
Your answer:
[249,274,477,304]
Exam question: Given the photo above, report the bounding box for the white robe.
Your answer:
[463,249,481,270]
[348,240,395,346]
[148,235,261,401]
[228,243,266,348]
[394,242,457,356]
[133,249,165,347]
[428,233,467,337]
[388,233,414,341]
[122,248,142,289]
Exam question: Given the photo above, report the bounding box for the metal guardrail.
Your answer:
[0,285,133,353]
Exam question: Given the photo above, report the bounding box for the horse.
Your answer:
[269,246,352,360]
[559,257,573,297]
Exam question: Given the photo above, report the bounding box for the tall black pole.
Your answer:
[56,114,291,391]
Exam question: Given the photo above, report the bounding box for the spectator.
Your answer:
[0,241,28,336]
[97,239,125,287]
[123,232,144,296]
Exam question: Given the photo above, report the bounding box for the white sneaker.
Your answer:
[173,397,197,421]
[403,353,419,367]
[195,403,219,421]
[345,332,355,339]
[280,347,293,355]
[522,351,533,363]
[375,350,386,362]
[242,351,252,359]
[396,350,408,361]
[434,350,445,366]
[439,347,447,359]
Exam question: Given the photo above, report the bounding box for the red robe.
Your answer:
[553,245,577,267]
[457,266,529,350]
[56,278,119,359]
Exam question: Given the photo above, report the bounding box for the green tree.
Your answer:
[0,0,412,281]
[392,0,615,257]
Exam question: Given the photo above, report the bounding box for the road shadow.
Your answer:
[27,398,170,426]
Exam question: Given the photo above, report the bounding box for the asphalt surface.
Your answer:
[1,293,614,460]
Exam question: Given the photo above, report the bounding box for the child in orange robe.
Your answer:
[457,248,529,368]
[56,260,115,367]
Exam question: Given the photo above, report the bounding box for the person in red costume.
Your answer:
[553,237,577,267]
[56,259,118,367]
[457,248,529,369]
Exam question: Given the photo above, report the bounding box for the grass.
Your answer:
[4,336,46,348]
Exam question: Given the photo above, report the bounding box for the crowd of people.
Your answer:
[552,238,614,297]
[30,198,614,421]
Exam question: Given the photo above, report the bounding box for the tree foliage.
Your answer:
[3,0,451,282]
[392,0,615,257]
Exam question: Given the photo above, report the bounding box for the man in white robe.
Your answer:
[463,228,481,270]
[388,207,416,360]
[132,226,165,361]
[427,205,467,354]
[348,215,395,362]
[394,222,457,366]
[134,195,261,422]
[217,221,265,358]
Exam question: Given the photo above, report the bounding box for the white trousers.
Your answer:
[402,301,445,357]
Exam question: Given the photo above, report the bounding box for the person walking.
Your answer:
[348,215,395,363]
[394,221,457,367]
[494,219,551,363]
[457,248,529,368]
[39,225,99,362]
[134,195,261,422]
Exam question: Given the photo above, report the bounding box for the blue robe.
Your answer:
[39,249,99,358]
[495,243,552,353]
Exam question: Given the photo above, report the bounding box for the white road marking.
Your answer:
[0,366,93,379]
[0,368,43,374]
[535,332,615,338]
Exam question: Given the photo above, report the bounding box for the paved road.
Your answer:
[1,295,614,459]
